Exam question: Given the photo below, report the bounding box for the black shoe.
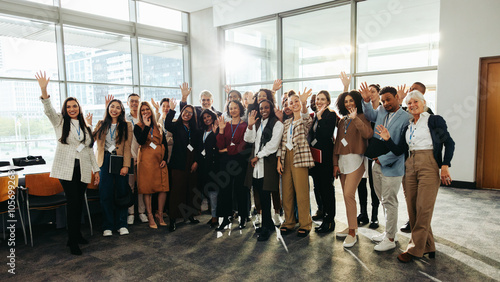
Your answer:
[312,210,324,221]
[255,227,262,233]
[357,214,369,225]
[206,219,213,225]
[424,251,436,258]
[297,229,310,237]
[400,221,411,233]
[189,216,200,224]
[68,243,82,255]
[369,220,379,229]
[257,228,272,241]
[316,221,335,233]
[239,217,246,229]
[216,218,230,231]
[67,237,88,246]
[169,219,176,232]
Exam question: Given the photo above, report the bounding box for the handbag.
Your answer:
[114,182,134,208]
[12,155,46,166]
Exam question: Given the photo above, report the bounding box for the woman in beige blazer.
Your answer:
[93,99,133,237]
[36,71,100,256]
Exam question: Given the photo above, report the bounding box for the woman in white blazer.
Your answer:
[36,71,100,256]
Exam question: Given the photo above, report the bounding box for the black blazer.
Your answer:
[308,108,337,165]
[164,109,200,170]
[384,115,455,168]
[197,129,219,173]
[180,101,221,122]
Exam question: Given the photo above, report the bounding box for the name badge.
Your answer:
[341,138,348,147]
[311,139,317,146]
[201,149,206,156]
[150,143,157,150]
[108,145,116,153]
[76,144,85,152]
[187,144,194,151]
[230,142,235,146]
[286,142,293,150]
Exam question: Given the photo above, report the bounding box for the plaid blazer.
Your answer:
[277,114,315,168]
[42,98,99,183]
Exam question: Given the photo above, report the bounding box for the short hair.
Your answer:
[199,90,213,100]
[227,90,242,101]
[336,90,364,116]
[160,98,169,106]
[379,86,397,97]
[405,90,428,112]
[317,90,331,105]
[369,84,381,93]
[226,100,245,117]
[128,93,140,100]
[412,82,426,94]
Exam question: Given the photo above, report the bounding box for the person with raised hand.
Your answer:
[93,98,133,237]
[277,88,314,237]
[134,101,169,229]
[164,98,201,231]
[309,90,338,233]
[179,82,221,121]
[35,71,100,256]
[244,101,283,241]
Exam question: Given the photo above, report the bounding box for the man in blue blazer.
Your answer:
[361,84,411,252]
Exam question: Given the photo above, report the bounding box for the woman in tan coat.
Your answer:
[134,102,169,229]
[334,90,373,247]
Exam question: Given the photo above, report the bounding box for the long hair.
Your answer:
[93,99,128,144]
[336,90,364,116]
[175,104,198,130]
[200,108,217,131]
[251,88,275,110]
[138,101,156,129]
[60,97,94,147]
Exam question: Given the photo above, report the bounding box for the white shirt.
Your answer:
[338,153,364,174]
[70,119,83,159]
[406,112,433,151]
[105,123,117,152]
[244,118,284,179]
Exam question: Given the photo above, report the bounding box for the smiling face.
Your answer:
[315,93,329,109]
[257,91,268,103]
[202,112,214,126]
[229,101,241,118]
[66,100,80,119]
[344,95,356,112]
[259,101,271,120]
[381,93,399,113]
[108,101,122,121]
[288,95,301,113]
[200,95,212,109]
[228,92,241,102]
[181,107,194,122]
[128,95,140,113]
[140,104,152,120]
[407,98,425,116]
[161,100,170,114]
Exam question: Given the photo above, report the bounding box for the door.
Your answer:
[476,56,500,189]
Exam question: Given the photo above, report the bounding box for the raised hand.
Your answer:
[224,85,231,94]
[298,87,313,104]
[169,98,177,112]
[340,71,351,92]
[143,112,151,127]
[272,79,283,92]
[359,82,371,102]
[105,94,114,108]
[316,105,327,120]
[375,124,391,141]
[180,82,191,102]
[35,71,50,99]
[217,116,226,132]
[247,110,259,128]
[397,84,408,105]
[348,107,357,119]
[212,119,219,133]
[151,98,160,112]
[85,113,93,127]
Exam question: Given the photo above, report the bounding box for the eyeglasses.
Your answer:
[183,111,194,116]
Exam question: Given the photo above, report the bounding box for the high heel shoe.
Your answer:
[315,221,335,233]
[155,212,167,226]
[424,251,436,258]
[216,217,230,231]
[147,213,157,229]
[169,218,176,232]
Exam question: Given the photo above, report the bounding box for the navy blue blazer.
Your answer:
[383,115,455,168]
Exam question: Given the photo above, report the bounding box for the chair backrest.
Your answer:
[25,173,64,196]
[0,175,18,202]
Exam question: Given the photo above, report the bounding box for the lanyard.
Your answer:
[230,119,241,141]
[344,117,352,134]
[110,124,117,141]
[72,122,81,140]
[409,123,416,145]
[149,127,154,140]
[203,130,210,143]
[384,112,396,127]
[184,125,191,143]
[289,122,294,137]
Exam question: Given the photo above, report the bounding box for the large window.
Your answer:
[136,2,184,32]
[61,0,130,21]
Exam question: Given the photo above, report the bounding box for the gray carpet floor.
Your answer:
[1,178,499,281]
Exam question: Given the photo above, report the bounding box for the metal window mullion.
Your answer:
[55,2,67,103]
[183,12,192,105]
[350,0,357,90]
[276,14,283,104]
[218,27,226,111]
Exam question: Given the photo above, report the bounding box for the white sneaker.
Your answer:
[118,227,129,236]
[127,214,135,225]
[273,213,281,225]
[103,230,112,237]
[139,213,148,223]
[374,237,396,251]
[343,235,357,248]
[336,228,358,238]
[371,232,386,242]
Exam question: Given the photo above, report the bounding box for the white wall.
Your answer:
[437,0,500,183]
[189,8,223,110]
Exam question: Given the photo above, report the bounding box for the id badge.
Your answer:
[150,143,157,150]
[187,144,194,151]
[108,145,116,153]
[230,142,235,146]
[286,142,293,150]
[341,138,348,147]
[311,139,317,146]
[201,149,206,156]
[76,144,85,152]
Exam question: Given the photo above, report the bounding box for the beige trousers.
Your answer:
[340,163,365,229]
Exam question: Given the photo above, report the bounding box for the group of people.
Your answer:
[35,70,454,263]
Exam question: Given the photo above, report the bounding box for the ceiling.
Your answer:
[142,0,214,13]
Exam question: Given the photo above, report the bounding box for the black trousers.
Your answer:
[216,155,248,219]
[357,159,380,219]
[59,160,87,245]
[252,178,273,229]
[310,162,335,222]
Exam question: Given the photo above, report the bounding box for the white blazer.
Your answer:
[42,98,100,183]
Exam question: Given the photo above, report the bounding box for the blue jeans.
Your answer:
[99,153,128,231]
